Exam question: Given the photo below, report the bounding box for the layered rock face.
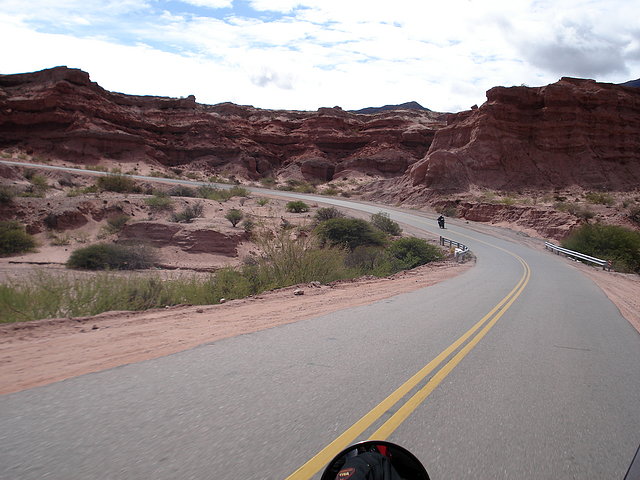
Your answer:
[408,78,640,193]
[0,67,445,182]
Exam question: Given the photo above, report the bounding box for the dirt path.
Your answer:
[0,260,471,395]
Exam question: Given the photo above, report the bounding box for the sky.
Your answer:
[0,0,638,112]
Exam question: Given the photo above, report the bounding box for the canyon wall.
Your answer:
[0,67,445,182]
[406,77,640,194]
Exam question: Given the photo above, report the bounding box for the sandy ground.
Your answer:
[0,260,470,395]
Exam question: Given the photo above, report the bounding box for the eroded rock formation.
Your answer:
[407,77,640,194]
[118,222,245,255]
[0,67,445,182]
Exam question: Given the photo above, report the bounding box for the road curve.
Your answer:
[1,161,639,479]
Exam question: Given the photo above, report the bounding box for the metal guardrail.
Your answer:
[544,242,612,271]
[440,236,469,262]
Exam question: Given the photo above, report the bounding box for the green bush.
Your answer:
[629,207,640,226]
[0,186,15,204]
[315,217,387,250]
[314,207,344,222]
[0,221,36,256]
[67,243,156,270]
[145,193,173,210]
[345,245,393,276]
[370,212,402,235]
[96,173,138,193]
[554,202,595,220]
[225,209,244,227]
[170,203,204,223]
[252,233,351,289]
[169,185,197,197]
[106,214,131,233]
[228,185,250,197]
[196,184,249,202]
[387,237,444,269]
[286,200,310,213]
[562,224,640,273]
[585,192,615,206]
[256,198,269,206]
[260,177,276,187]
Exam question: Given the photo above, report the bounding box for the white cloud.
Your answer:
[179,0,233,8]
[0,0,638,112]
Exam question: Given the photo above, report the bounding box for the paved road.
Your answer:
[1,161,640,479]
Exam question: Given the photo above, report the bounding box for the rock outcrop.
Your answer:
[0,67,445,182]
[407,77,640,194]
[118,222,244,256]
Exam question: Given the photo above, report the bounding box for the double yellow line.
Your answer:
[286,251,531,480]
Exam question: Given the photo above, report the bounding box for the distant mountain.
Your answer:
[620,78,640,87]
[351,101,430,114]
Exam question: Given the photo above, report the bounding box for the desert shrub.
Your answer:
[197,184,229,201]
[260,177,276,187]
[562,224,640,273]
[49,233,71,246]
[585,192,615,206]
[67,243,156,270]
[170,202,204,223]
[0,186,15,204]
[0,221,36,255]
[370,211,402,235]
[345,245,393,276]
[554,202,595,220]
[105,214,131,233]
[256,197,269,206]
[169,185,197,197]
[251,233,351,289]
[30,174,49,191]
[228,185,250,197]
[225,209,244,227]
[387,237,444,269]
[286,200,310,213]
[499,196,517,206]
[315,217,387,250]
[242,218,256,234]
[629,207,640,226]
[321,186,339,196]
[96,173,138,193]
[314,207,344,222]
[145,192,173,210]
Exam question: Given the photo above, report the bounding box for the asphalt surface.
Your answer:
[1,161,640,479]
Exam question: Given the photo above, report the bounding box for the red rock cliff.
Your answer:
[408,77,640,192]
[0,66,445,182]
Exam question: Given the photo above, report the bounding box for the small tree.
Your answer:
[225,209,244,227]
[314,207,344,222]
[370,212,402,235]
[286,200,310,213]
[315,217,386,250]
[0,221,36,255]
[170,202,204,223]
[388,237,444,269]
[67,243,156,270]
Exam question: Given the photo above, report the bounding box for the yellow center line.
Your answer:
[370,257,530,439]
[286,251,531,480]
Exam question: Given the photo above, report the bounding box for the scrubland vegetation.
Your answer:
[0,209,446,323]
[562,224,640,273]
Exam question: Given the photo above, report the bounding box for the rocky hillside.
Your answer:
[401,77,640,197]
[0,67,445,183]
